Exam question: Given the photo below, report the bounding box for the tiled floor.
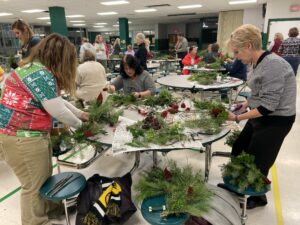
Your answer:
[0,74,299,225]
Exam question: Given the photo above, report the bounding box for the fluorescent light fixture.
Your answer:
[97,12,118,15]
[21,9,45,13]
[94,22,107,25]
[117,21,132,24]
[229,0,256,5]
[177,4,202,9]
[73,24,85,26]
[37,17,50,20]
[47,22,51,24]
[113,24,119,27]
[101,1,129,6]
[70,20,85,23]
[93,25,105,28]
[66,15,85,18]
[0,12,12,16]
[134,9,157,13]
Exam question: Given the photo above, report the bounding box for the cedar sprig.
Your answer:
[225,130,241,147]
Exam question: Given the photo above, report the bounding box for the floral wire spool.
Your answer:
[141,195,189,225]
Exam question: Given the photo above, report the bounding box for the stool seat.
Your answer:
[223,176,270,196]
[40,172,86,201]
[141,195,188,225]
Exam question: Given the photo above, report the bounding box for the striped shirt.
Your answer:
[278,37,300,57]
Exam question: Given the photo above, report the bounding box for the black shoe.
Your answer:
[246,195,268,209]
[217,183,243,196]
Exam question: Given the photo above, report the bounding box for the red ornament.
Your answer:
[96,93,103,105]
[210,108,222,117]
[187,186,193,195]
[263,177,271,185]
[164,168,172,181]
[168,108,179,114]
[160,111,168,118]
[185,107,190,112]
[181,103,186,108]
[84,130,94,137]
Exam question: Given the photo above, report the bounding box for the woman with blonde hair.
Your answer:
[0,33,88,225]
[112,38,121,55]
[94,35,108,71]
[222,24,296,209]
[268,32,284,55]
[12,19,40,65]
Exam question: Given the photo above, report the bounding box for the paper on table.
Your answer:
[112,116,203,155]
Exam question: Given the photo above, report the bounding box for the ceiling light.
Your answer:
[37,17,50,20]
[113,24,119,27]
[177,4,202,9]
[47,22,51,24]
[94,22,108,25]
[100,1,129,6]
[97,12,118,15]
[66,15,85,18]
[0,12,12,16]
[70,20,85,23]
[134,9,157,13]
[73,24,85,26]
[117,21,132,24]
[229,0,257,5]
[21,9,45,13]
[93,25,105,28]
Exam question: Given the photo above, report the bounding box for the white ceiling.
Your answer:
[0,0,267,28]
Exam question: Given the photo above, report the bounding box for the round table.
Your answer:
[93,108,230,180]
[156,75,244,91]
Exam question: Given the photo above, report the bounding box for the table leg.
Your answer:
[229,89,233,106]
[153,151,158,168]
[204,144,212,182]
[130,151,140,174]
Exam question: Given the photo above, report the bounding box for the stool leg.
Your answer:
[63,199,71,225]
[239,195,248,225]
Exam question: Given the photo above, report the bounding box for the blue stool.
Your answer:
[141,195,189,225]
[40,172,86,225]
[223,176,270,225]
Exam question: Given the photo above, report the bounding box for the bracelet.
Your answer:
[235,115,240,123]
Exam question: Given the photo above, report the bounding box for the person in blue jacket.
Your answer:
[223,58,247,81]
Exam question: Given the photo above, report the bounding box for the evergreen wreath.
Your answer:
[135,160,213,218]
[126,113,188,147]
[221,152,271,192]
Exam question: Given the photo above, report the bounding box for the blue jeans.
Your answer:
[283,56,300,76]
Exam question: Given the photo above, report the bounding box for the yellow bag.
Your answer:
[0,66,4,77]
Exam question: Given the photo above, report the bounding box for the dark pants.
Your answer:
[283,56,300,76]
[177,52,187,69]
[232,118,293,176]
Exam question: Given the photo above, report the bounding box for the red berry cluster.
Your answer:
[84,130,94,137]
[168,103,179,114]
[210,107,222,118]
[141,114,162,130]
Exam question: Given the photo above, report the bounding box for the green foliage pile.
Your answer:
[184,100,228,134]
[135,160,213,217]
[88,100,123,126]
[106,93,139,107]
[188,71,219,85]
[143,89,175,107]
[225,130,241,147]
[221,152,269,192]
[126,113,187,147]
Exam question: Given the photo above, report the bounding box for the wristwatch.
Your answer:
[235,115,240,123]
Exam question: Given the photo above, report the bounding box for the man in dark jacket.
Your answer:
[135,33,148,70]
